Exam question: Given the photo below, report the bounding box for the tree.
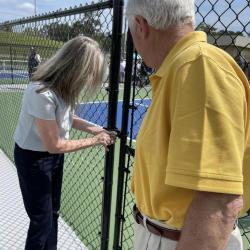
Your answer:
[40,12,104,43]
[196,22,217,34]
[23,27,40,37]
[217,30,244,36]
[0,22,13,32]
[94,32,112,53]
[41,23,71,42]
[39,12,112,52]
[196,22,244,37]
[70,13,101,38]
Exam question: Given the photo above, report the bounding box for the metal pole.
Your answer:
[123,18,127,57]
[113,30,134,250]
[34,0,37,15]
[34,0,37,31]
[100,0,123,249]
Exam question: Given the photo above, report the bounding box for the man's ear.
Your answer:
[134,16,150,39]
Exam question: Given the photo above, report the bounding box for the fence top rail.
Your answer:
[0,1,113,27]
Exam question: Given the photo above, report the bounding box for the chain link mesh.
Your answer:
[0,0,250,249]
[0,1,114,249]
[117,1,250,249]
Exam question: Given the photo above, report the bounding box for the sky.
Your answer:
[0,0,90,22]
[195,0,250,34]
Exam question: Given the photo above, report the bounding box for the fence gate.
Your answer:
[0,1,123,249]
[113,0,250,249]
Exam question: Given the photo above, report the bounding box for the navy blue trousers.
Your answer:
[14,144,64,250]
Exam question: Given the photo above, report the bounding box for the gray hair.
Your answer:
[32,36,105,109]
[126,0,195,30]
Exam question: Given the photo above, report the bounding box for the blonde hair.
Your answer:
[32,36,105,108]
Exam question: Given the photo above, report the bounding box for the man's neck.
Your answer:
[151,24,194,69]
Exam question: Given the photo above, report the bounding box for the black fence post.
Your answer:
[113,30,134,250]
[101,0,123,249]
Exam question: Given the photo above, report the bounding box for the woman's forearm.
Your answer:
[35,118,113,154]
[72,115,104,135]
[47,137,99,154]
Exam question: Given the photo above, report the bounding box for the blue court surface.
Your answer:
[0,72,28,79]
[75,99,151,140]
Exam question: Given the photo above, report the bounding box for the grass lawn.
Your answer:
[0,78,28,85]
[0,91,23,158]
[0,31,62,59]
[61,131,107,249]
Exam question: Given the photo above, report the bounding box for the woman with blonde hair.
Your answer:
[14,35,116,250]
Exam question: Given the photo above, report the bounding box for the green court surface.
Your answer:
[0,78,27,85]
[0,87,249,250]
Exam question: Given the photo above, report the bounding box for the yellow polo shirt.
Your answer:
[132,31,250,229]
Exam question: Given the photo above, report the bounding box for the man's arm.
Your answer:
[176,191,243,250]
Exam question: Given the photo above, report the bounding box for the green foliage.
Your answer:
[196,22,244,36]
[0,22,13,32]
[39,13,111,52]
[0,10,111,57]
[196,22,217,34]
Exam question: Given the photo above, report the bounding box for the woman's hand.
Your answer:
[94,132,116,151]
[97,129,117,141]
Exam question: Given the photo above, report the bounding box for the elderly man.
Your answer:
[126,0,250,249]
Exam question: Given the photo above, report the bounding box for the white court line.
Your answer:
[0,84,27,93]
[134,102,150,108]
[78,98,151,105]
[78,100,108,105]
[10,72,28,78]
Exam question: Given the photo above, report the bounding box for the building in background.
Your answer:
[208,35,250,79]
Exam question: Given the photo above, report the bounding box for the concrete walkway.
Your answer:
[0,149,88,250]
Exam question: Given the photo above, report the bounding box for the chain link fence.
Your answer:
[0,0,250,250]
[114,0,250,249]
[0,1,121,249]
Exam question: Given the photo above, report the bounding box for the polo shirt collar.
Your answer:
[152,31,207,79]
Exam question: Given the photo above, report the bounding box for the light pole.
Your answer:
[34,0,37,15]
[34,0,37,31]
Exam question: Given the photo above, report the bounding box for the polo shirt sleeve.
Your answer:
[26,88,56,120]
[165,56,246,195]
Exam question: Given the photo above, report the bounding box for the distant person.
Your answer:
[120,59,126,82]
[28,47,41,79]
[236,54,248,77]
[134,59,141,86]
[140,61,153,86]
[14,36,116,250]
